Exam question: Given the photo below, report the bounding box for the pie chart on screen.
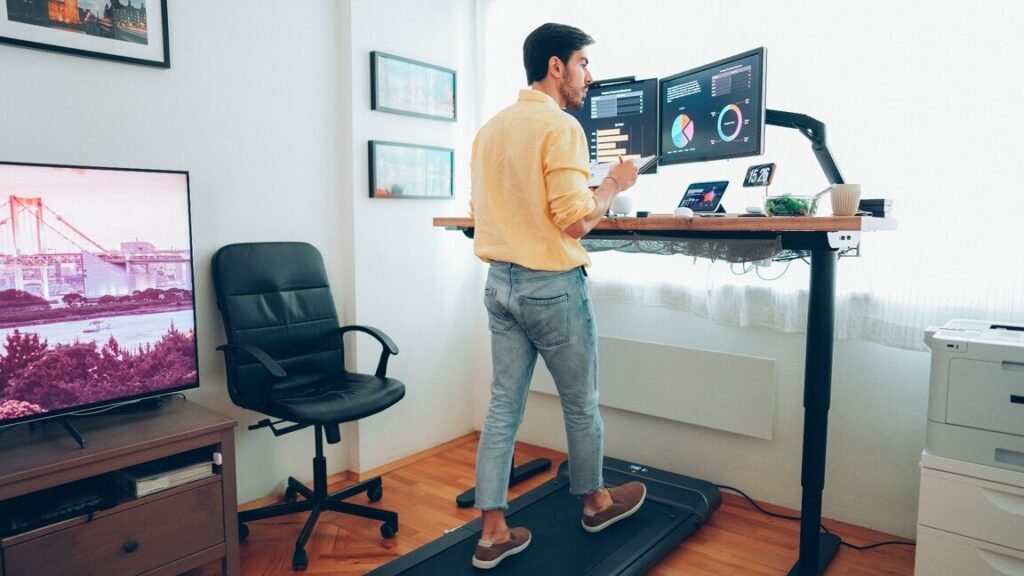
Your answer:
[672,114,694,148]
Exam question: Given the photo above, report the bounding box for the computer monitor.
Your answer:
[659,47,766,166]
[0,161,198,428]
[566,77,659,174]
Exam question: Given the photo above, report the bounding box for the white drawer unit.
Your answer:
[916,452,1024,575]
[916,526,1024,576]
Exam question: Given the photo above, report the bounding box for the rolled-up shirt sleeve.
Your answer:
[544,125,595,230]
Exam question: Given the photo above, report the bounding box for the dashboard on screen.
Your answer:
[659,48,765,166]
[566,77,659,174]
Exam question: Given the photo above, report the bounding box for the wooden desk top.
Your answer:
[434,215,896,234]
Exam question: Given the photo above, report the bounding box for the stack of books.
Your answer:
[111,449,216,498]
[858,198,893,218]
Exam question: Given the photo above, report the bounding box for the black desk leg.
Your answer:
[789,249,841,576]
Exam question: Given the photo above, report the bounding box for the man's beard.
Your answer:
[561,81,585,110]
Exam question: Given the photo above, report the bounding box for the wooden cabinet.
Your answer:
[916,452,1024,575]
[0,398,238,576]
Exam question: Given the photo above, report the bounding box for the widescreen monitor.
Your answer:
[659,47,766,166]
[0,161,198,428]
[566,77,659,174]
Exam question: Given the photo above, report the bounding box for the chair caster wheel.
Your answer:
[238,523,250,541]
[381,522,397,539]
[284,486,299,503]
[368,485,383,502]
[292,547,308,571]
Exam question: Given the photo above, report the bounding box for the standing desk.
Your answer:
[434,214,896,576]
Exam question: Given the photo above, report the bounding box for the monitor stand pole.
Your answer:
[455,454,552,508]
[768,109,845,576]
[56,418,85,449]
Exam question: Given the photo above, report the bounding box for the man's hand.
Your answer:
[605,159,639,192]
[565,159,641,239]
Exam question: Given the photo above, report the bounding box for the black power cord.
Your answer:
[716,484,916,551]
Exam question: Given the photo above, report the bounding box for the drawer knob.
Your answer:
[123,539,139,553]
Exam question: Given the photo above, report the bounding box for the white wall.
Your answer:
[469,0,1023,538]
[344,0,488,471]
[0,3,354,503]
[0,1,486,504]
[1,0,990,540]
[518,303,930,537]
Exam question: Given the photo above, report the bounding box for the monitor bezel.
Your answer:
[658,47,767,166]
[0,160,199,429]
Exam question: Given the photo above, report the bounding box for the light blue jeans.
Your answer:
[475,261,604,510]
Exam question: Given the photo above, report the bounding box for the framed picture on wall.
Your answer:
[369,140,453,199]
[370,51,456,121]
[0,0,170,68]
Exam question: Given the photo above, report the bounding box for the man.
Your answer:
[468,22,645,570]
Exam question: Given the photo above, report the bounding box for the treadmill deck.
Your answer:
[367,456,721,576]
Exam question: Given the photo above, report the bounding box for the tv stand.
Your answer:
[0,397,239,576]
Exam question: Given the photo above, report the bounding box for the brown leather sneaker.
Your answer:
[582,481,647,533]
[471,526,532,569]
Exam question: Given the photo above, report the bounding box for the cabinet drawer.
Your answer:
[916,525,1024,576]
[918,466,1024,550]
[4,481,223,576]
[948,358,1024,436]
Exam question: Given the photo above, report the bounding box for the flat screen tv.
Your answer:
[565,77,660,174]
[0,161,197,429]
[659,47,766,166]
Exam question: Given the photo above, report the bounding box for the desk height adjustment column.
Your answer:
[790,249,841,576]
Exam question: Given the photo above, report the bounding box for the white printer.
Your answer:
[924,318,1024,472]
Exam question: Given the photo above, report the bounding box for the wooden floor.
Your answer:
[189,435,915,575]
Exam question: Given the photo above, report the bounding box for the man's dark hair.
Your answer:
[522,23,595,85]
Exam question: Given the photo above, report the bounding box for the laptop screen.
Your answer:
[678,181,728,212]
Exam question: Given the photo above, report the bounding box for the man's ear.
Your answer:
[548,56,563,80]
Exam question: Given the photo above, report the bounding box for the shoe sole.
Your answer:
[582,483,647,533]
[471,533,532,569]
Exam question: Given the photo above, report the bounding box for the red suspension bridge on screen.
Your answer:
[0,195,191,301]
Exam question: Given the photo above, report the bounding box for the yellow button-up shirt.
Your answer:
[470,89,595,271]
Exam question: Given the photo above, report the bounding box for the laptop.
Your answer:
[678,181,729,215]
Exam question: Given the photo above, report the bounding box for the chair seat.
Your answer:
[267,373,405,425]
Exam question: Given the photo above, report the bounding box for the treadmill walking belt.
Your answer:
[368,457,721,576]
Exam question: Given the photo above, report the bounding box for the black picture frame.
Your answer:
[368,140,454,199]
[370,51,456,121]
[0,0,170,68]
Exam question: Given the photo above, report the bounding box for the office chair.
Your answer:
[212,242,406,571]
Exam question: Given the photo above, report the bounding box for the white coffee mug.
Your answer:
[830,184,861,217]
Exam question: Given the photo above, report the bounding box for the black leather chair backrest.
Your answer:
[212,242,345,410]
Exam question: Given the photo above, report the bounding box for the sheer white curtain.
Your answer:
[476,0,1024,351]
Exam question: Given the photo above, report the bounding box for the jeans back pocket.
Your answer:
[519,293,570,349]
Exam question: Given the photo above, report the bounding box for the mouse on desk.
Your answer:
[673,206,694,218]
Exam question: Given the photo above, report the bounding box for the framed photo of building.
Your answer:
[370,51,456,121]
[368,140,453,199]
[0,0,170,68]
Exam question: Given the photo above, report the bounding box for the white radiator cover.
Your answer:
[530,336,777,439]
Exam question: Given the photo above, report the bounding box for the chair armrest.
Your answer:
[216,343,287,378]
[337,325,399,378]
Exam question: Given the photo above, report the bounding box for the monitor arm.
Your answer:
[766,109,845,185]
